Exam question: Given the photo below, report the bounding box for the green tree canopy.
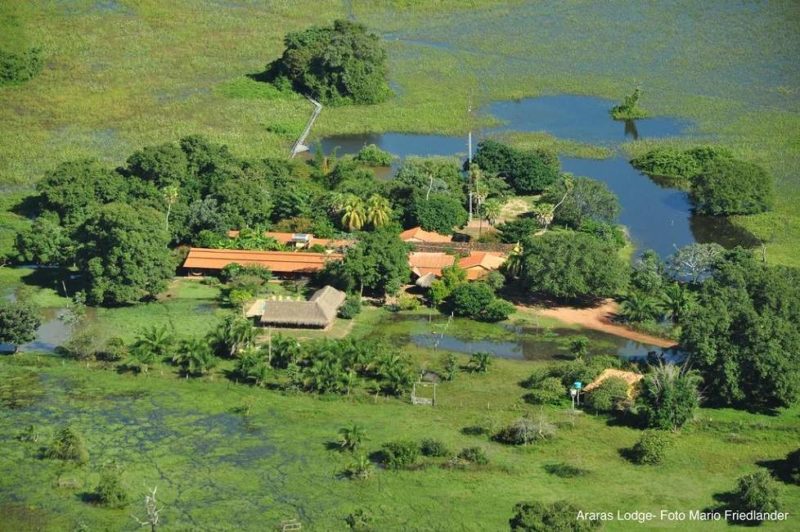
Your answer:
[76,203,175,305]
[0,300,40,352]
[470,140,560,194]
[517,231,629,302]
[330,229,411,296]
[691,158,774,215]
[544,176,620,228]
[410,193,468,234]
[268,20,391,105]
[680,250,800,407]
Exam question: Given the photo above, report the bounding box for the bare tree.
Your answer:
[668,243,723,283]
[132,486,160,532]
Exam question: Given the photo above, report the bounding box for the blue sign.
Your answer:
[574,381,582,389]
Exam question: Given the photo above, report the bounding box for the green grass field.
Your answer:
[1,0,799,263]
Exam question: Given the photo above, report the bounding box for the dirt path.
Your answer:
[518,299,678,348]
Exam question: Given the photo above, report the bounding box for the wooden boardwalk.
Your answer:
[291,96,322,158]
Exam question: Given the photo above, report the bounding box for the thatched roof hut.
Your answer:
[584,368,644,398]
[256,286,346,329]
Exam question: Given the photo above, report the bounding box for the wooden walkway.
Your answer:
[290,96,322,158]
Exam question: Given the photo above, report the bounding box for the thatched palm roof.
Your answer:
[257,286,346,328]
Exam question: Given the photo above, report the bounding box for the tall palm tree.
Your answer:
[341,194,366,231]
[365,194,391,229]
[172,338,217,376]
[502,242,524,279]
[482,198,502,226]
[162,184,179,234]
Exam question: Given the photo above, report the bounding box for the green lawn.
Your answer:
[2,346,798,530]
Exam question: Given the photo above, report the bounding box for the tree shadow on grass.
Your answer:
[756,454,799,486]
[702,491,764,527]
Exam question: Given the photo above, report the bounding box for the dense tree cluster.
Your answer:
[266,20,391,105]
[513,231,629,302]
[470,139,560,194]
[679,249,800,408]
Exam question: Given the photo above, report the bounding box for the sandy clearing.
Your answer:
[518,299,679,349]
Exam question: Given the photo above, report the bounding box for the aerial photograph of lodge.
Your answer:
[1,1,798,530]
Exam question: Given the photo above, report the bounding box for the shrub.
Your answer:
[524,377,565,405]
[585,376,629,413]
[355,144,393,166]
[380,441,420,470]
[628,430,671,465]
[45,426,89,464]
[691,158,773,215]
[630,148,701,182]
[95,463,129,508]
[457,447,489,465]
[396,293,420,311]
[728,471,782,522]
[0,47,44,85]
[97,337,127,362]
[485,270,505,291]
[441,353,458,382]
[467,352,492,374]
[345,508,374,531]
[451,283,513,322]
[543,463,589,478]
[338,294,362,319]
[510,500,600,531]
[420,438,450,457]
[494,416,556,445]
[412,194,468,234]
[610,86,647,120]
[344,454,374,481]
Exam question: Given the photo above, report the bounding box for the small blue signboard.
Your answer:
[574,381,582,390]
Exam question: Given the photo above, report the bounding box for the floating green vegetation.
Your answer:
[610,86,648,120]
[496,131,613,160]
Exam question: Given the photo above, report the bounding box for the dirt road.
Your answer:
[519,299,678,348]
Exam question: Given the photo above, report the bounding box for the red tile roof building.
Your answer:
[183,248,342,275]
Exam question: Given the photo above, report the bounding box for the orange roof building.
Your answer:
[408,251,506,281]
[226,231,352,249]
[399,226,453,244]
[183,248,342,275]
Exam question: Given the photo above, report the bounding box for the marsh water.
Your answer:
[319,95,758,257]
[381,314,682,362]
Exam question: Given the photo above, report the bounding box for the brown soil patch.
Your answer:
[518,299,678,348]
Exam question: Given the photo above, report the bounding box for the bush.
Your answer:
[412,194,468,234]
[494,417,556,445]
[524,377,565,405]
[420,438,450,457]
[543,463,590,478]
[45,426,89,464]
[631,148,701,182]
[585,376,629,413]
[355,144,393,166]
[95,463,129,508]
[0,47,44,85]
[728,471,782,522]
[380,441,420,470]
[450,283,513,322]
[610,86,647,120]
[457,447,489,465]
[628,430,671,465]
[338,294,362,319]
[345,508,374,531]
[396,293,420,311]
[510,500,600,531]
[691,158,773,215]
[96,337,128,362]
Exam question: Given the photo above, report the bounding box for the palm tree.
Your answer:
[365,194,391,229]
[637,362,702,430]
[619,292,663,323]
[338,424,367,452]
[502,242,524,279]
[340,194,366,231]
[172,338,217,376]
[208,314,255,358]
[235,350,270,386]
[659,282,695,323]
[132,325,174,361]
[482,198,502,226]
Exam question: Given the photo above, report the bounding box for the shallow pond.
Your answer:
[386,315,682,362]
[318,95,758,257]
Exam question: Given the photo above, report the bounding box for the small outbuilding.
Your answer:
[246,286,346,329]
